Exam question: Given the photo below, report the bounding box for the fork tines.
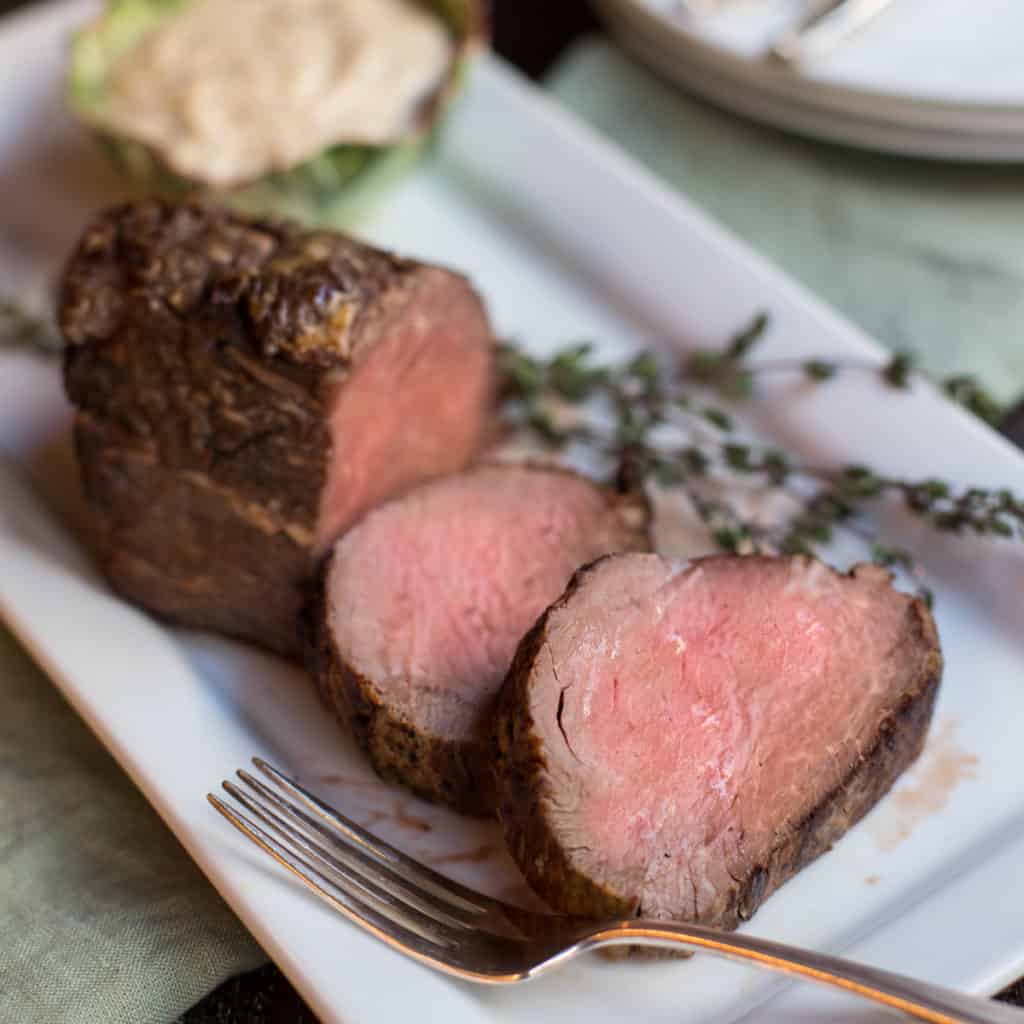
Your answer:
[209,759,519,971]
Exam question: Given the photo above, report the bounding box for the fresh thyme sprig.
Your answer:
[684,313,1005,426]
[498,320,1021,602]
[0,297,62,354]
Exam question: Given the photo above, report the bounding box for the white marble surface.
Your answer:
[549,41,1024,402]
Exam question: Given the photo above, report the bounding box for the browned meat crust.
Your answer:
[60,198,493,657]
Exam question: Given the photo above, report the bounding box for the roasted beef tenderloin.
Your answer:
[311,464,651,816]
[494,553,942,925]
[60,199,495,658]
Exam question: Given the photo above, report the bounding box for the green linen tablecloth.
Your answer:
[3,35,1024,1024]
[0,627,264,1023]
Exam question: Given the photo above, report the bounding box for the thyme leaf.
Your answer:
[497,320,1020,601]
[0,298,62,354]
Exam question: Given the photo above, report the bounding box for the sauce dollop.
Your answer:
[106,0,453,186]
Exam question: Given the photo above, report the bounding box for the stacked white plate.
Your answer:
[594,0,1024,161]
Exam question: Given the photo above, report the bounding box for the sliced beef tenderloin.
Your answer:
[312,464,651,816]
[60,199,495,658]
[494,553,942,925]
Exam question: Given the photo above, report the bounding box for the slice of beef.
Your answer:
[494,553,942,925]
[311,464,651,816]
[59,199,495,658]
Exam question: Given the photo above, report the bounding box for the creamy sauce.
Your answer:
[106,0,453,185]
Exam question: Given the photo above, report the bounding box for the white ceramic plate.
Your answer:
[3,3,1024,1023]
[602,12,1024,163]
[596,0,1024,159]
[665,0,1024,106]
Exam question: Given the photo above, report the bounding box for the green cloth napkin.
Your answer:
[0,626,264,1023]
[545,41,1024,402]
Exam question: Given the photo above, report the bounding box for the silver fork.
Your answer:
[210,759,1022,1023]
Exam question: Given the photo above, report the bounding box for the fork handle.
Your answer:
[582,921,1022,1023]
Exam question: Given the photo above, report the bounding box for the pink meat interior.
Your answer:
[316,268,494,550]
[327,466,637,741]
[536,554,923,918]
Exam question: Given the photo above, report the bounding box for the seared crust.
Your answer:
[60,199,489,658]
[75,427,314,656]
[310,474,653,817]
[493,557,944,925]
[310,566,497,815]
[60,197,421,367]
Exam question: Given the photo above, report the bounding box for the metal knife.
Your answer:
[769,0,902,65]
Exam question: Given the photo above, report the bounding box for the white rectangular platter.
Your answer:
[2,3,1024,1022]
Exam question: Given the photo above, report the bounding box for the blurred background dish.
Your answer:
[68,0,488,226]
[595,0,1024,160]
